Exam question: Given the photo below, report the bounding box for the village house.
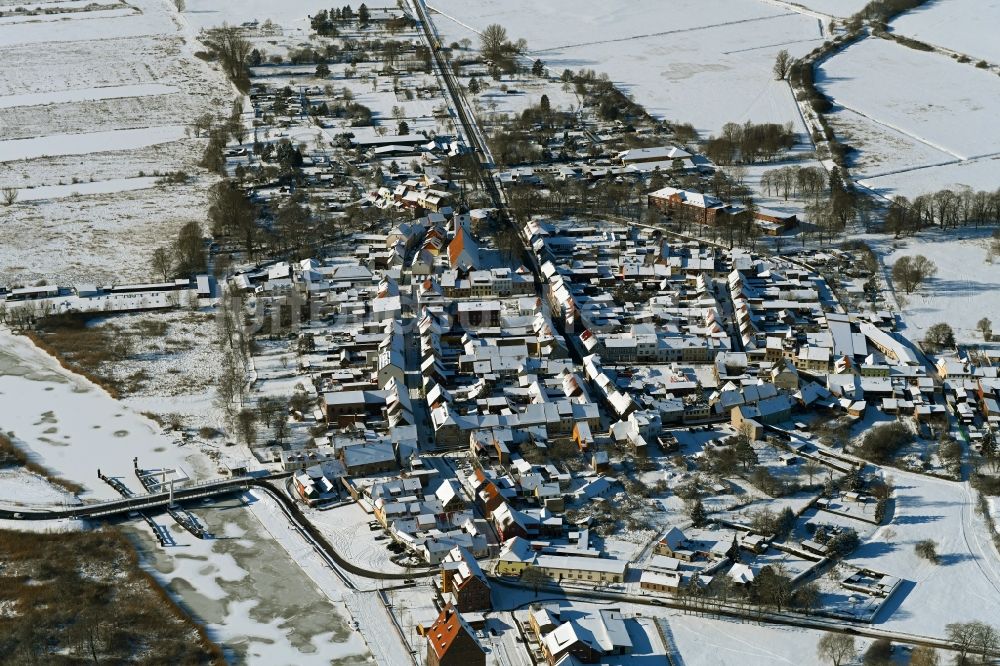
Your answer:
[420,605,486,666]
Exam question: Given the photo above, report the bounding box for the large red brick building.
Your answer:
[647,186,750,227]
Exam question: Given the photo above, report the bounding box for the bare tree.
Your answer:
[817,633,854,666]
[891,254,936,293]
[151,247,172,281]
[2,186,17,206]
[909,646,939,666]
[480,23,509,62]
[773,49,792,80]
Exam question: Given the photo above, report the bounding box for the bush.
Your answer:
[924,322,955,351]
[914,539,940,564]
[855,422,912,463]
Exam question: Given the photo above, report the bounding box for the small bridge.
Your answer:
[0,476,254,521]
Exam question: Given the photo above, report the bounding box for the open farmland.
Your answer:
[818,37,1000,198]
[891,0,1000,65]
[426,0,825,137]
[0,0,231,285]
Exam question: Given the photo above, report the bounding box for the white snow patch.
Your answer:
[0,125,186,162]
[0,83,178,109]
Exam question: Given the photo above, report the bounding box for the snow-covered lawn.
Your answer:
[877,230,1000,344]
[891,0,1000,64]
[427,0,823,136]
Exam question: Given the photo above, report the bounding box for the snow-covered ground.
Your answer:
[426,0,823,136]
[0,468,78,508]
[845,469,1000,636]
[778,0,870,19]
[819,37,1000,199]
[0,328,212,501]
[873,230,1000,344]
[891,0,1000,64]
[179,0,332,32]
[0,0,230,285]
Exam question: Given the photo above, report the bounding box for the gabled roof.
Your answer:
[425,605,482,660]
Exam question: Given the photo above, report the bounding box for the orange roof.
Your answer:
[426,605,471,659]
[447,227,468,268]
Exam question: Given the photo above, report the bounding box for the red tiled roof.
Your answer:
[427,605,468,659]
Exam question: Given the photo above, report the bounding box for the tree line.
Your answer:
[885,187,1000,236]
[704,121,797,165]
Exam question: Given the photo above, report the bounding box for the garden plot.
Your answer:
[250,61,444,137]
[427,0,823,136]
[818,38,1000,194]
[306,502,413,576]
[876,230,1000,344]
[891,0,1000,65]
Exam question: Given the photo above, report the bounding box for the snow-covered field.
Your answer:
[179,0,331,32]
[0,125,187,161]
[0,328,211,501]
[860,154,1000,200]
[778,0,870,19]
[875,230,1000,344]
[427,0,824,136]
[819,37,1000,198]
[846,470,1000,636]
[0,83,178,108]
[0,0,231,285]
[820,38,1000,162]
[891,0,1000,64]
